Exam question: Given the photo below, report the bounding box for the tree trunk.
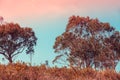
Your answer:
[86,60,91,68]
[8,56,13,63]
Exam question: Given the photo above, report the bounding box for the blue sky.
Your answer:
[0,0,120,71]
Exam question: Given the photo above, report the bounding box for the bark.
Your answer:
[8,56,13,63]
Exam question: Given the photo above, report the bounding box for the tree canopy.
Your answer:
[0,23,37,63]
[53,16,120,70]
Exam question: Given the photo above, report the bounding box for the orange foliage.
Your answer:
[0,62,119,80]
[53,16,120,70]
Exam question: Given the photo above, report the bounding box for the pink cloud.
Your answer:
[0,0,119,21]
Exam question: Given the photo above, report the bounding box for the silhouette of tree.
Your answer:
[0,22,37,63]
[53,16,120,70]
[0,16,4,24]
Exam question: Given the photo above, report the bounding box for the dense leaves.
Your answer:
[53,16,120,70]
[0,62,119,80]
[0,23,37,63]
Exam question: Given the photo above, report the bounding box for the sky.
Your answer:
[0,0,120,70]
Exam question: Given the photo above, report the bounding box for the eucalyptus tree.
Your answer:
[0,23,37,63]
[53,16,120,70]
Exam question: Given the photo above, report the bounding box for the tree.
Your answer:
[0,16,4,24]
[0,22,37,63]
[53,16,120,70]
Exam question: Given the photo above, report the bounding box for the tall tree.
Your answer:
[0,23,37,63]
[53,16,120,70]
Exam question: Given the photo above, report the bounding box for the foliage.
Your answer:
[0,23,37,63]
[0,62,119,80]
[53,16,120,70]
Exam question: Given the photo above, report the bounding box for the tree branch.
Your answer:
[11,46,25,58]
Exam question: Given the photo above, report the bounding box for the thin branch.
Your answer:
[0,52,8,59]
[11,46,25,58]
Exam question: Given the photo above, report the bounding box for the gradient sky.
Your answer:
[0,0,120,70]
